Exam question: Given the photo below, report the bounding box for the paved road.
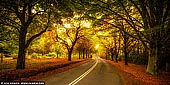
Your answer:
[40,58,122,85]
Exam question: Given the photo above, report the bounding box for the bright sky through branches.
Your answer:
[81,20,91,28]
[95,44,99,49]
[64,24,71,28]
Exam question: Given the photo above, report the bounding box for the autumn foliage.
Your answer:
[107,60,170,85]
[0,58,90,81]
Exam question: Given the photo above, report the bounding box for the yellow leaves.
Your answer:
[81,20,91,28]
[64,23,71,28]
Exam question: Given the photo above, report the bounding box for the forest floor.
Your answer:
[0,58,91,81]
[107,60,170,85]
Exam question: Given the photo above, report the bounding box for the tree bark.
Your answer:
[124,45,128,65]
[146,47,159,75]
[111,48,114,61]
[123,33,128,65]
[146,39,160,75]
[68,43,75,61]
[83,49,85,59]
[86,50,88,59]
[56,51,59,58]
[68,50,72,61]
[79,50,81,59]
[16,31,27,69]
[124,52,128,65]
[165,63,170,72]
[1,53,3,63]
[116,36,121,62]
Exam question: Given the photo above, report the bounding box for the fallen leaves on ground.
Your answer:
[0,58,91,81]
[107,60,170,85]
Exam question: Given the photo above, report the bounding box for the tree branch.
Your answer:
[25,12,51,48]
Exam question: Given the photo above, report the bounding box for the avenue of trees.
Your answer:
[0,0,170,75]
[73,0,170,75]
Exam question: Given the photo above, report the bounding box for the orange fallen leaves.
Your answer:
[0,58,91,81]
[107,60,170,85]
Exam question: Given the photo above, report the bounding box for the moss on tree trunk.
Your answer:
[146,47,159,75]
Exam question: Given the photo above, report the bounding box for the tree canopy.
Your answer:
[0,0,170,75]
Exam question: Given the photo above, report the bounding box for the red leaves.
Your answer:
[107,60,170,85]
[0,58,90,81]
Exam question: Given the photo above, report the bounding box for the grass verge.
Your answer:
[0,59,91,81]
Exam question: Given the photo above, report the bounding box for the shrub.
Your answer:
[11,53,18,59]
[31,53,38,58]
[0,62,11,70]
[129,52,148,65]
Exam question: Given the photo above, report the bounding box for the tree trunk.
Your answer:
[83,49,85,59]
[124,42,128,65]
[16,31,27,69]
[124,52,128,65]
[68,50,72,61]
[79,50,81,59]
[86,50,88,59]
[146,47,159,75]
[1,53,3,63]
[115,53,118,62]
[111,52,114,61]
[16,48,26,69]
[116,35,121,62]
[165,63,170,72]
[56,51,59,58]
[111,48,114,61]
[124,41,128,65]
[105,51,107,60]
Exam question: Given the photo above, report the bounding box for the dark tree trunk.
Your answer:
[16,30,27,69]
[68,50,72,61]
[16,48,26,69]
[68,43,75,61]
[137,40,140,54]
[124,52,128,65]
[115,36,120,62]
[79,50,81,59]
[1,53,3,63]
[123,33,128,65]
[86,50,88,59]
[115,54,118,62]
[111,48,114,61]
[83,49,85,59]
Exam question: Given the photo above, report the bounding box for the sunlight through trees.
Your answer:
[0,0,169,75]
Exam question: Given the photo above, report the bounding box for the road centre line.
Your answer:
[68,59,98,85]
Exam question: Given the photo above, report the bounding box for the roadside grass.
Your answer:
[0,62,11,70]
[0,59,16,71]
[0,58,91,81]
[0,58,67,70]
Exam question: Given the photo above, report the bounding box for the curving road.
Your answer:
[40,58,122,85]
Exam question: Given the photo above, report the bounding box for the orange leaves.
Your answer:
[0,58,90,81]
[107,60,170,85]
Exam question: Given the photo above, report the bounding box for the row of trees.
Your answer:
[74,0,170,75]
[0,0,169,75]
[0,0,96,69]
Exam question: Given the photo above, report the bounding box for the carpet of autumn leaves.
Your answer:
[107,60,170,85]
[0,58,91,81]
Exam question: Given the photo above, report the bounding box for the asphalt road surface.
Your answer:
[40,58,122,85]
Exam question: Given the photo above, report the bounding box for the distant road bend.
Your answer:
[40,58,122,85]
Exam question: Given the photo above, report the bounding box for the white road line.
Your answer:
[68,59,98,85]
